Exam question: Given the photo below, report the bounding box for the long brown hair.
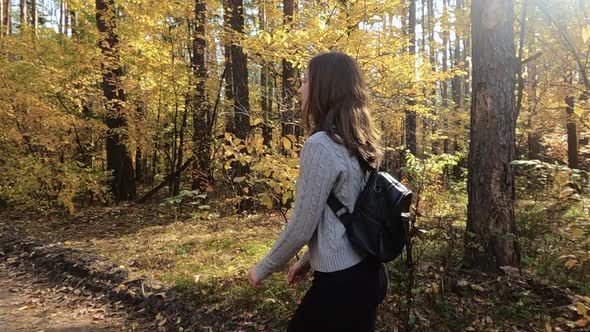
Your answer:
[303,52,383,170]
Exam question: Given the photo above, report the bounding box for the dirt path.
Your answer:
[0,261,141,332]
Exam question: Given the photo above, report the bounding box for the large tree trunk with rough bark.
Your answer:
[224,0,251,211]
[95,0,136,201]
[226,0,250,141]
[465,0,519,272]
[191,0,212,193]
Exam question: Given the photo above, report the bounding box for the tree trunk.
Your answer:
[405,0,417,156]
[281,0,298,138]
[259,0,273,146]
[515,0,529,119]
[173,105,188,195]
[32,0,38,35]
[95,0,136,201]
[5,0,11,35]
[463,24,470,99]
[227,0,250,140]
[59,0,64,35]
[20,0,27,29]
[1,0,4,37]
[70,10,79,38]
[441,0,449,153]
[191,0,213,193]
[451,0,463,110]
[135,103,146,183]
[64,0,69,36]
[427,0,436,154]
[566,95,578,169]
[223,44,234,134]
[225,0,251,211]
[526,48,540,160]
[466,0,519,271]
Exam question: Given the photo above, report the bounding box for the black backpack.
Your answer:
[327,171,412,263]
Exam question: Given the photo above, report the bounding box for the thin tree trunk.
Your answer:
[5,0,11,35]
[281,0,298,138]
[259,0,272,146]
[427,0,436,154]
[526,50,540,160]
[59,0,64,34]
[523,8,540,161]
[1,0,4,37]
[173,104,188,195]
[32,0,38,35]
[441,0,449,153]
[421,0,425,54]
[566,94,578,169]
[515,0,529,119]
[466,0,519,271]
[135,103,146,183]
[71,10,79,38]
[95,0,136,201]
[406,0,417,156]
[223,44,234,134]
[64,0,69,36]
[151,103,161,186]
[463,24,470,99]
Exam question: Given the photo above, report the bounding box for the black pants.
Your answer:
[287,256,388,332]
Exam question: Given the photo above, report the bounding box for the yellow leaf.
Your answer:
[565,259,578,269]
[282,137,292,150]
[261,194,273,209]
[576,303,588,316]
[252,118,263,126]
[545,321,552,332]
[572,228,584,240]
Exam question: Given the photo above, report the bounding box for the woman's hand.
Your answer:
[248,266,263,289]
[287,261,311,288]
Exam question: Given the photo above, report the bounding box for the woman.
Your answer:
[247,51,387,332]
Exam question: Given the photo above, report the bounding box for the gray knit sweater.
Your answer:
[253,131,367,280]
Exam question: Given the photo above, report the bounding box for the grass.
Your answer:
[83,212,310,329]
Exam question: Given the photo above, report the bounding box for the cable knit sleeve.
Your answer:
[253,137,338,280]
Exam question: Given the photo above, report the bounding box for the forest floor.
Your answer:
[0,257,146,331]
[0,201,588,331]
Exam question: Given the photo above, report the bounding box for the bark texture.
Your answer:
[96,0,136,201]
[466,0,519,271]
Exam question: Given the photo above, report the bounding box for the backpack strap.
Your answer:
[327,192,355,231]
